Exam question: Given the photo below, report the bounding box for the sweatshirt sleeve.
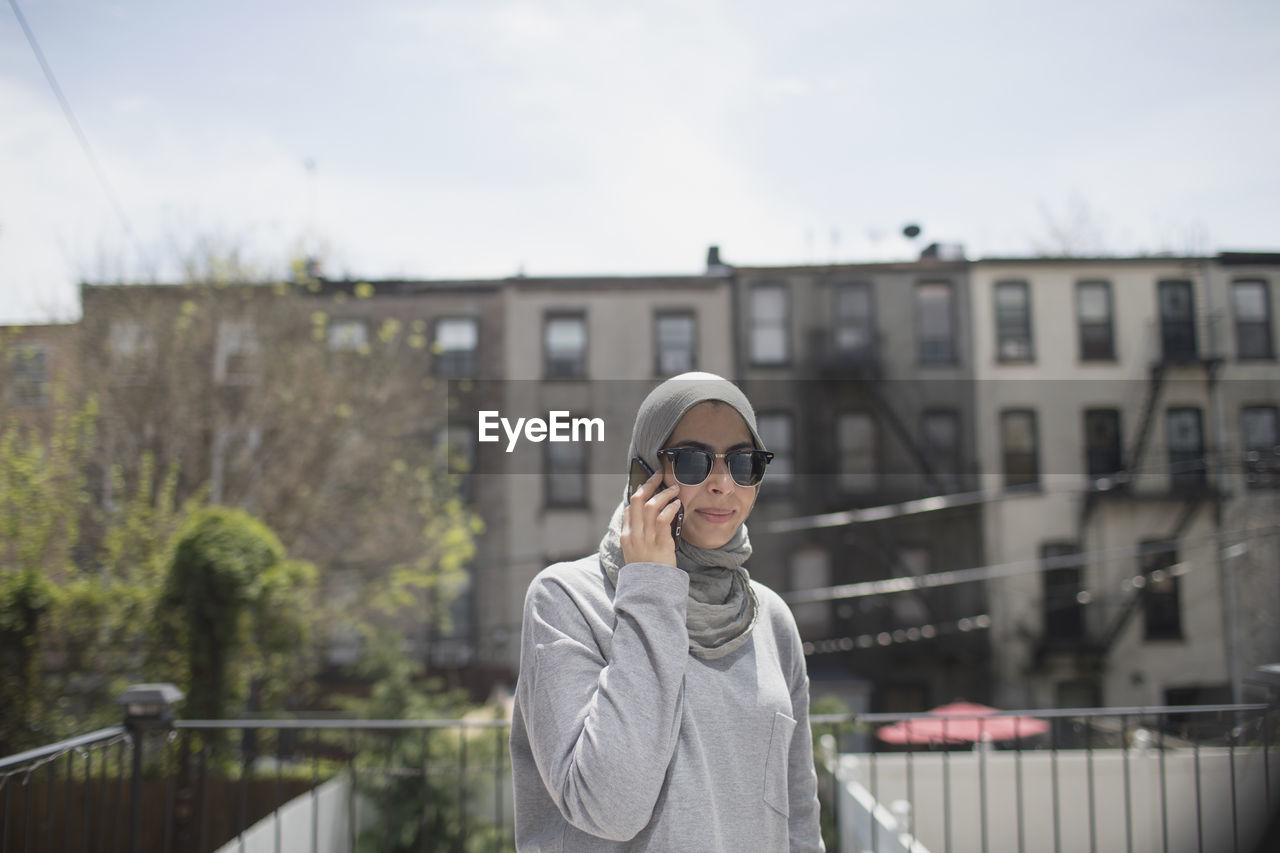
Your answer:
[785,621,826,852]
[516,561,691,841]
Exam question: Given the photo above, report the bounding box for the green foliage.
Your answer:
[0,569,58,751]
[337,637,509,853]
[156,506,317,721]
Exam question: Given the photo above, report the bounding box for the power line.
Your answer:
[7,0,151,275]
[781,524,1278,605]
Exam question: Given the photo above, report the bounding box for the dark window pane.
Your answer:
[1001,410,1039,487]
[1158,280,1198,362]
[545,440,587,506]
[1042,543,1084,642]
[917,282,955,363]
[1242,406,1279,489]
[1076,281,1115,360]
[1166,407,1206,490]
[750,285,789,364]
[833,283,875,356]
[1233,280,1274,359]
[1141,541,1182,640]
[1084,409,1123,479]
[655,313,696,375]
[995,281,1033,361]
[545,315,586,378]
[757,413,793,494]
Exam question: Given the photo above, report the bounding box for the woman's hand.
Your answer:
[621,470,681,566]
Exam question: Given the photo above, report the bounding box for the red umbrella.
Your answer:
[876,701,1050,745]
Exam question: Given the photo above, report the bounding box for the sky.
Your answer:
[2,0,1278,323]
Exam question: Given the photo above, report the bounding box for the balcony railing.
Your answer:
[3,701,1277,852]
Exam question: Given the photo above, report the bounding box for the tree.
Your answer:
[78,261,482,688]
[154,506,317,721]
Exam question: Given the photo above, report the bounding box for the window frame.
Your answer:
[1083,408,1123,481]
[832,281,876,360]
[653,309,698,376]
[1076,280,1116,361]
[434,315,479,378]
[994,280,1034,363]
[7,343,50,407]
[920,408,962,489]
[755,411,794,496]
[916,280,957,365]
[1231,279,1275,360]
[543,311,588,380]
[1140,540,1183,641]
[1241,405,1279,489]
[543,435,589,508]
[1041,542,1085,643]
[749,282,790,366]
[1165,406,1206,491]
[835,410,878,494]
[1000,408,1040,488]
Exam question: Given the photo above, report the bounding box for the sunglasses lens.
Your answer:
[728,452,762,486]
[672,449,713,485]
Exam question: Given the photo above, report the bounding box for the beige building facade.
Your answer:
[970,254,1280,709]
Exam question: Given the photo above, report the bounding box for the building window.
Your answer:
[544,313,586,379]
[435,317,478,378]
[215,320,258,385]
[1041,542,1084,643]
[1165,407,1206,490]
[545,439,588,507]
[916,281,956,364]
[832,282,875,360]
[756,412,793,495]
[7,344,49,406]
[836,412,877,493]
[1242,405,1279,489]
[1232,280,1274,360]
[1158,280,1197,363]
[327,318,368,352]
[654,311,696,376]
[1076,281,1115,361]
[439,423,478,502]
[920,409,961,490]
[108,320,155,382]
[994,280,1033,362]
[1083,408,1123,482]
[1140,540,1182,640]
[1000,409,1039,487]
[750,284,789,365]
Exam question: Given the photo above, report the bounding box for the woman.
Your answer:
[510,372,825,851]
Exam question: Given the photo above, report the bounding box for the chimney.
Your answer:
[705,245,730,276]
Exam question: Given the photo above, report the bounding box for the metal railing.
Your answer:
[1,716,511,853]
[811,703,1280,853]
[4,702,1278,852]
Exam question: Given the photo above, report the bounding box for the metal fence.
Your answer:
[3,703,1278,853]
[812,703,1280,853]
[0,717,512,853]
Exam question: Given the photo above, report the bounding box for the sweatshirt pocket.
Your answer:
[763,711,797,817]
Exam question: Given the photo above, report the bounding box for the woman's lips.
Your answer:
[694,508,735,524]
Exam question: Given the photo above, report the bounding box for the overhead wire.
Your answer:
[6,0,152,275]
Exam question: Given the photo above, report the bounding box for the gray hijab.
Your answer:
[598,372,765,659]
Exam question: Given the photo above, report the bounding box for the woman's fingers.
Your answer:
[622,474,680,565]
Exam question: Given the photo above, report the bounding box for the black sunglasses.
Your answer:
[657,447,774,487]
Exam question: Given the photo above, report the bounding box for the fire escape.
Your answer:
[1056,277,1224,669]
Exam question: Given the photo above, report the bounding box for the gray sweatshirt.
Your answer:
[510,556,825,852]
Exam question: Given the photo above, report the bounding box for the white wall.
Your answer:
[215,776,350,853]
[838,747,1279,853]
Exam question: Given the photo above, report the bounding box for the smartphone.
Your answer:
[629,456,683,540]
